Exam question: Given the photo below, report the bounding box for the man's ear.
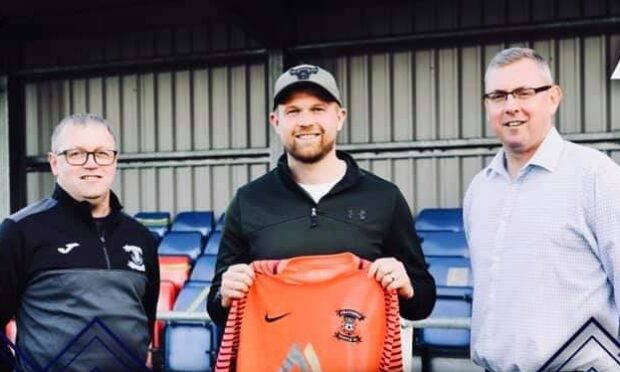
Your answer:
[337,107,347,132]
[269,111,280,133]
[548,85,563,116]
[48,152,59,176]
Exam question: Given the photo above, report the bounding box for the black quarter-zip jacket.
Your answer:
[0,185,159,372]
[207,151,436,327]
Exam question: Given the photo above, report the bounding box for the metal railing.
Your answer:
[157,311,471,330]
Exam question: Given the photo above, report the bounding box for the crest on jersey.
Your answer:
[334,309,365,343]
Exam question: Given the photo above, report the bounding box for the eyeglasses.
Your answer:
[483,85,553,104]
[56,149,118,166]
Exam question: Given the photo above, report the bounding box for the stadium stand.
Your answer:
[414,208,473,371]
[165,322,214,371]
[148,214,221,371]
[159,256,192,290]
[214,213,225,232]
[134,212,171,238]
[165,281,215,371]
[171,211,215,239]
[417,231,469,257]
[415,208,464,232]
[153,280,179,349]
[203,231,221,256]
[158,232,204,261]
[419,256,473,348]
[189,255,217,283]
[172,282,211,315]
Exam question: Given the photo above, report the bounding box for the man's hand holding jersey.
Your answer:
[220,264,255,308]
[368,257,414,299]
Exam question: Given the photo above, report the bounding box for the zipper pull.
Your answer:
[310,207,318,228]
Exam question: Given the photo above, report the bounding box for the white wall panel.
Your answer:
[370,53,391,142]
[415,50,436,140]
[558,38,582,133]
[175,71,193,151]
[393,52,414,141]
[349,56,370,143]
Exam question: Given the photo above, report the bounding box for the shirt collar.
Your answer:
[486,149,508,178]
[527,127,564,172]
[485,127,564,178]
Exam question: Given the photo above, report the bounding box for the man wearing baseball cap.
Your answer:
[207,64,435,359]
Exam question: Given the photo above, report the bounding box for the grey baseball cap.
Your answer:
[273,64,342,108]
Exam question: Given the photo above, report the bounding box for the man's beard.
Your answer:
[285,135,335,164]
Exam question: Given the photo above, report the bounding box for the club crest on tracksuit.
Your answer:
[123,245,145,272]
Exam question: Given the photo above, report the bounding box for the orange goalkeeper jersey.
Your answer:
[215,253,402,372]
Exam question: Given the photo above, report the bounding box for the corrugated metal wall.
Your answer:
[303,33,620,211]
[308,35,620,144]
[23,29,620,215]
[25,62,269,216]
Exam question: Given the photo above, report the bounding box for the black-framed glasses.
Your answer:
[56,149,118,166]
[483,85,553,103]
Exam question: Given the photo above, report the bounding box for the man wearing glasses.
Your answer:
[464,47,620,371]
[0,114,159,371]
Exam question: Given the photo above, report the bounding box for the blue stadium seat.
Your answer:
[419,288,472,348]
[158,231,203,261]
[418,230,469,257]
[415,208,464,232]
[165,323,214,371]
[426,256,473,287]
[190,255,217,283]
[171,211,215,238]
[134,211,170,238]
[173,282,210,312]
[203,231,221,255]
[419,256,472,349]
[166,282,215,371]
[214,213,225,232]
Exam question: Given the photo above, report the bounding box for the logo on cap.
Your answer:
[289,65,319,80]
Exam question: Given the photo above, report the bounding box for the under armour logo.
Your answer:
[58,243,80,254]
[123,245,145,272]
[289,65,319,80]
[347,209,367,222]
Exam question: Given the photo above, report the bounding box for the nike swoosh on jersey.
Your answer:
[264,312,291,323]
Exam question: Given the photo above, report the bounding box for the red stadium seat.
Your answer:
[159,256,191,290]
[153,280,179,348]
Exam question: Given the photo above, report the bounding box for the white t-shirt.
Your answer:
[298,162,347,203]
[298,179,340,204]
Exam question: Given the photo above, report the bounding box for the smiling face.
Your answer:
[485,58,562,161]
[48,122,117,207]
[269,88,346,164]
